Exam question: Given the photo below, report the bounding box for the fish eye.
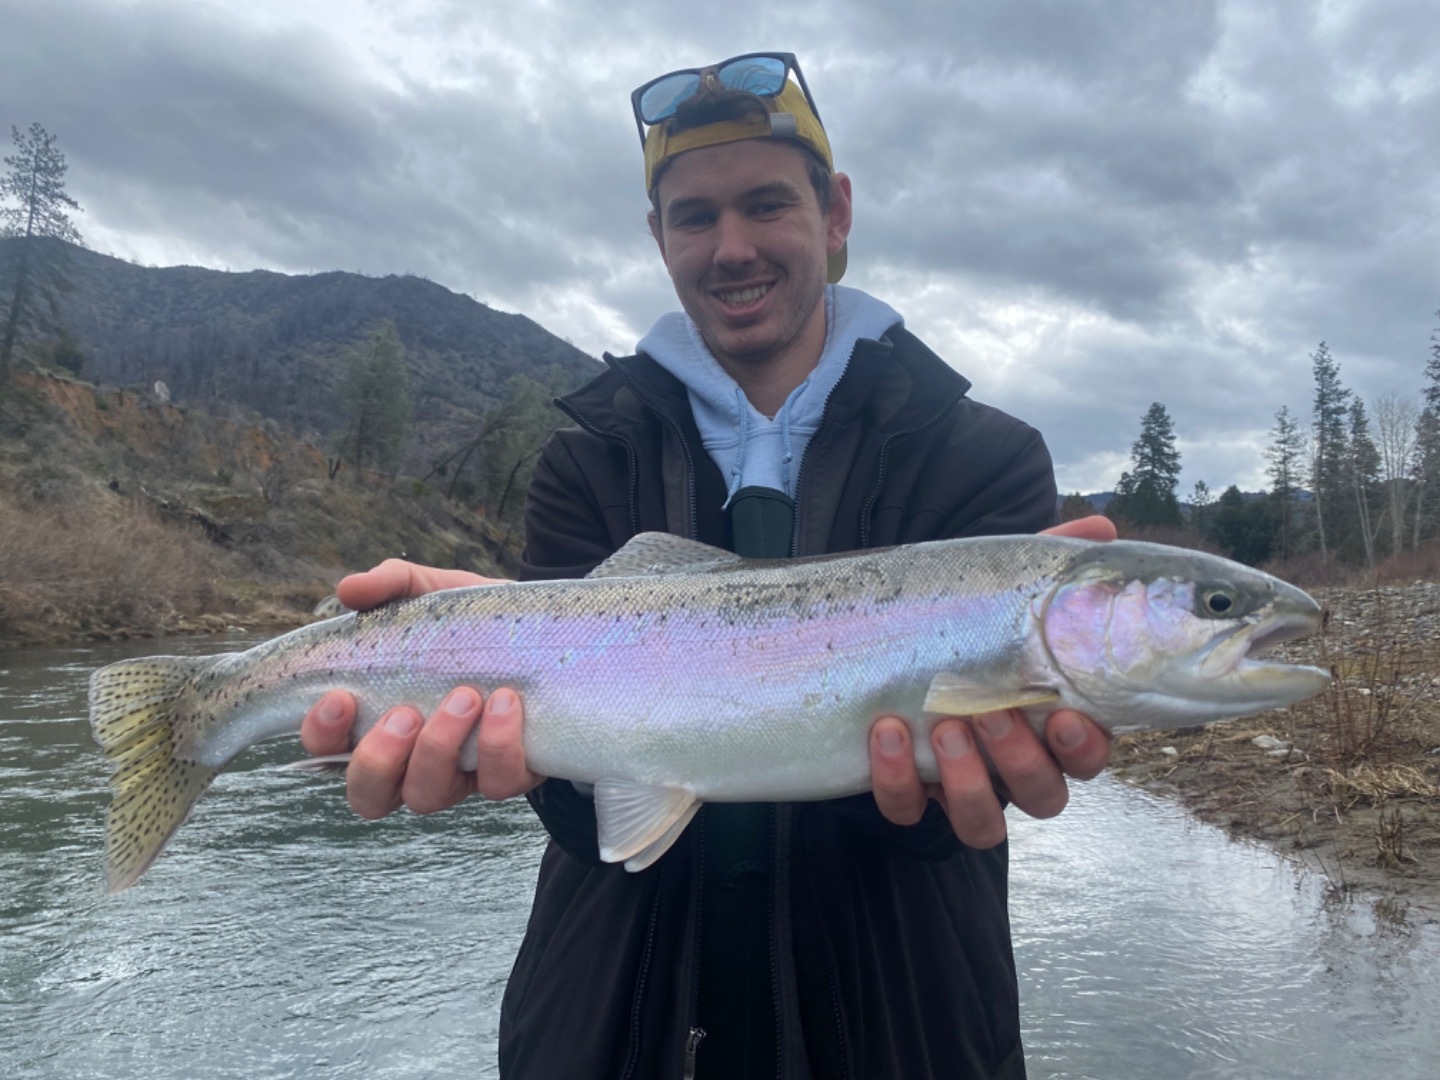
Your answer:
[1199,587,1237,617]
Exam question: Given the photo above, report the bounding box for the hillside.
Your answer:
[0,242,615,645]
[0,237,602,469]
[0,368,521,645]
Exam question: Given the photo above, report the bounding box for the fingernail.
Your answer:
[1053,713,1086,749]
[316,695,345,726]
[876,728,903,754]
[488,689,514,716]
[444,687,479,716]
[383,709,420,737]
[977,712,1012,739]
[938,725,972,757]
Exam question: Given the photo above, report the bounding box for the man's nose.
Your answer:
[712,211,758,267]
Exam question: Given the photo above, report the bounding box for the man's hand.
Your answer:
[868,516,1117,848]
[299,559,544,819]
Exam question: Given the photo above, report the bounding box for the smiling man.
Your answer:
[303,51,1114,1079]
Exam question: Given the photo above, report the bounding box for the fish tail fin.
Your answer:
[89,656,222,894]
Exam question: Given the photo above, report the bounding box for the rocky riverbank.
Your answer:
[1111,580,1440,922]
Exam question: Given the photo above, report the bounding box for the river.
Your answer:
[3,635,1438,1078]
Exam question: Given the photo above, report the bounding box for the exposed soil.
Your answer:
[1111,581,1440,923]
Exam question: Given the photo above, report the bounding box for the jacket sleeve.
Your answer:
[830,413,1060,858]
[514,428,612,864]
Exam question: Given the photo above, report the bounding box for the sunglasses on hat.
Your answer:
[630,51,823,146]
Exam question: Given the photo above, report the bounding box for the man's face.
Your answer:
[649,139,851,374]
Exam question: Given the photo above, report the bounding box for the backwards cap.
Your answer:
[643,79,847,284]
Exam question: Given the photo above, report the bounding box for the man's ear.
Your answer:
[648,210,668,266]
[827,172,854,255]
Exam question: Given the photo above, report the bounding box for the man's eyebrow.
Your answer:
[662,195,716,220]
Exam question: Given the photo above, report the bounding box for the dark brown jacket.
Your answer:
[499,326,1058,1079]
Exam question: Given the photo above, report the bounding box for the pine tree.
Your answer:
[1414,312,1440,549]
[1058,492,1094,522]
[0,123,83,404]
[1308,342,1351,559]
[1210,485,1274,566]
[1265,405,1306,560]
[338,321,411,477]
[1107,402,1183,528]
[1188,480,1214,536]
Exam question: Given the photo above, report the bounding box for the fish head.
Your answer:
[1037,542,1331,730]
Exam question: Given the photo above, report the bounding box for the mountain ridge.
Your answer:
[1,237,603,465]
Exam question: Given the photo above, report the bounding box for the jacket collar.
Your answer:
[558,326,972,440]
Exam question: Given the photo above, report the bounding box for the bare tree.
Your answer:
[1372,391,1420,557]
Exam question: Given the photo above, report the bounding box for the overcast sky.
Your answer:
[4,0,1436,494]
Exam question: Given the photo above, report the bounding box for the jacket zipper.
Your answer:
[682,811,707,1079]
[554,396,643,537]
[787,341,863,558]
[768,805,786,1078]
[607,366,701,540]
[818,892,852,1080]
[621,864,666,1080]
[682,1027,708,1079]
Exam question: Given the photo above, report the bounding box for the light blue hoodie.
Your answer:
[638,284,903,507]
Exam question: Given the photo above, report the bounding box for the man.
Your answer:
[302,52,1114,1078]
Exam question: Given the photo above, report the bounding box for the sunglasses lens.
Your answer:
[639,73,703,124]
[715,55,788,96]
[637,56,792,127]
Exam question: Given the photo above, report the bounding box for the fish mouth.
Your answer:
[1201,607,1330,702]
[1203,610,1324,685]
[1242,610,1320,662]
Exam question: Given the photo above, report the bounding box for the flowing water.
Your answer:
[3,636,1438,1078]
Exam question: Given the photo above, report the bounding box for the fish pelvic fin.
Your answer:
[89,656,222,894]
[279,753,353,777]
[593,779,700,870]
[923,673,1061,717]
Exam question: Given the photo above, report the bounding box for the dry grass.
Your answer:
[1298,582,1439,783]
[1320,765,1440,802]
[0,490,220,639]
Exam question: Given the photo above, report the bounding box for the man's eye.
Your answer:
[750,202,784,216]
[673,212,715,228]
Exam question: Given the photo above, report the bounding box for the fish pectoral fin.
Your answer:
[593,780,700,868]
[923,673,1061,716]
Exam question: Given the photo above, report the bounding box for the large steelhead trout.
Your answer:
[90,533,1330,893]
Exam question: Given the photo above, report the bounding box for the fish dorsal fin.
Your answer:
[593,779,700,867]
[923,673,1061,716]
[586,532,744,579]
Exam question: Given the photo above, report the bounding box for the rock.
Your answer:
[1252,734,1290,752]
[1161,746,1179,757]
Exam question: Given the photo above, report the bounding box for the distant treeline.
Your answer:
[1073,331,1440,576]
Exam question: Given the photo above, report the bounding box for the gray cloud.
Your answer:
[2,0,1436,494]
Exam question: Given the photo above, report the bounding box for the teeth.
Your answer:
[718,285,768,305]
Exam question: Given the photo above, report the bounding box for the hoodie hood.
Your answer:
[638,284,902,506]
